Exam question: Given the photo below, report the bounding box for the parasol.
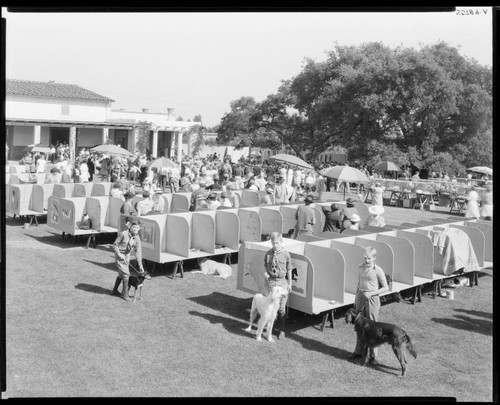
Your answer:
[268,153,312,170]
[23,144,51,154]
[322,165,370,199]
[467,166,492,176]
[148,157,177,170]
[372,161,402,172]
[90,144,134,157]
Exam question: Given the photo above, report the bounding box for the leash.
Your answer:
[129,262,150,278]
[354,302,367,320]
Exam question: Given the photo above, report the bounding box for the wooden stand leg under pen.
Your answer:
[29,215,38,226]
[320,309,335,332]
[85,233,97,249]
[171,260,184,279]
[412,285,422,304]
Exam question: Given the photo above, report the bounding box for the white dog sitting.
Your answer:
[244,286,286,342]
[192,258,233,279]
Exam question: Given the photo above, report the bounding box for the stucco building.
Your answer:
[5,79,199,162]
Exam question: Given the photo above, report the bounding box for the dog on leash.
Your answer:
[245,286,286,342]
[127,271,151,303]
[345,308,417,376]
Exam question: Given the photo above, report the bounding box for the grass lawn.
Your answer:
[2,201,494,400]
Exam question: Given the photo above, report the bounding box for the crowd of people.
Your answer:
[14,147,493,225]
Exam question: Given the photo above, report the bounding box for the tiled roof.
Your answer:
[6,79,115,103]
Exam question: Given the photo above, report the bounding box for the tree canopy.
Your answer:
[216,41,492,173]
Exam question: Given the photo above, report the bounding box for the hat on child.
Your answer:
[350,214,361,223]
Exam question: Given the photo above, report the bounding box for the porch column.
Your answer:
[133,127,140,153]
[177,130,183,163]
[152,130,159,158]
[170,132,175,159]
[102,127,109,144]
[34,125,41,145]
[187,132,192,157]
[69,126,77,163]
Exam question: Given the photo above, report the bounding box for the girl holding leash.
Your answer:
[348,247,389,364]
[264,232,293,340]
[111,218,146,302]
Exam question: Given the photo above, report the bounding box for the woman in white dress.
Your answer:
[36,154,47,173]
[79,159,90,182]
[465,188,480,219]
[479,184,493,220]
[370,182,385,207]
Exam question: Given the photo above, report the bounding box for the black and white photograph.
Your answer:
[1,7,494,400]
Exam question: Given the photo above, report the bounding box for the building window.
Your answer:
[61,105,70,115]
[114,129,128,149]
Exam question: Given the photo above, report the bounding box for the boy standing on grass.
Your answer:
[111,218,146,302]
[348,247,388,364]
[264,232,293,340]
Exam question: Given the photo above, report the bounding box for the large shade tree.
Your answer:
[287,42,492,170]
[216,42,492,172]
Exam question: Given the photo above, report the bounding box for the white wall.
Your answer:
[109,109,197,130]
[12,126,34,146]
[78,128,102,147]
[41,126,50,145]
[6,95,110,123]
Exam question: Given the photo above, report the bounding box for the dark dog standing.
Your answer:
[345,308,417,376]
[126,271,151,302]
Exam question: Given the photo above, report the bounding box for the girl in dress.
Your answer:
[465,187,480,219]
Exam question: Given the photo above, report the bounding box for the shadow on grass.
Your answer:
[188,292,354,333]
[144,258,208,279]
[369,362,403,376]
[5,215,48,227]
[75,282,114,296]
[285,305,356,333]
[23,232,95,250]
[454,308,492,319]
[187,308,399,374]
[22,230,117,250]
[188,310,250,338]
[431,315,492,336]
[82,258,170,280]
[82,259,117,272]
[145,261,188,279]
[188,292,252,321]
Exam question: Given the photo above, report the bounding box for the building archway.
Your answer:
[50,127,70,146]
[158,131,173,158]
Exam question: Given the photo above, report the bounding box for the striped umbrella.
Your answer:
[268,153,312,170]
[322,165,370,199]
[372,161,402,172]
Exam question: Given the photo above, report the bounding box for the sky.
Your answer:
[3,8,494,128]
